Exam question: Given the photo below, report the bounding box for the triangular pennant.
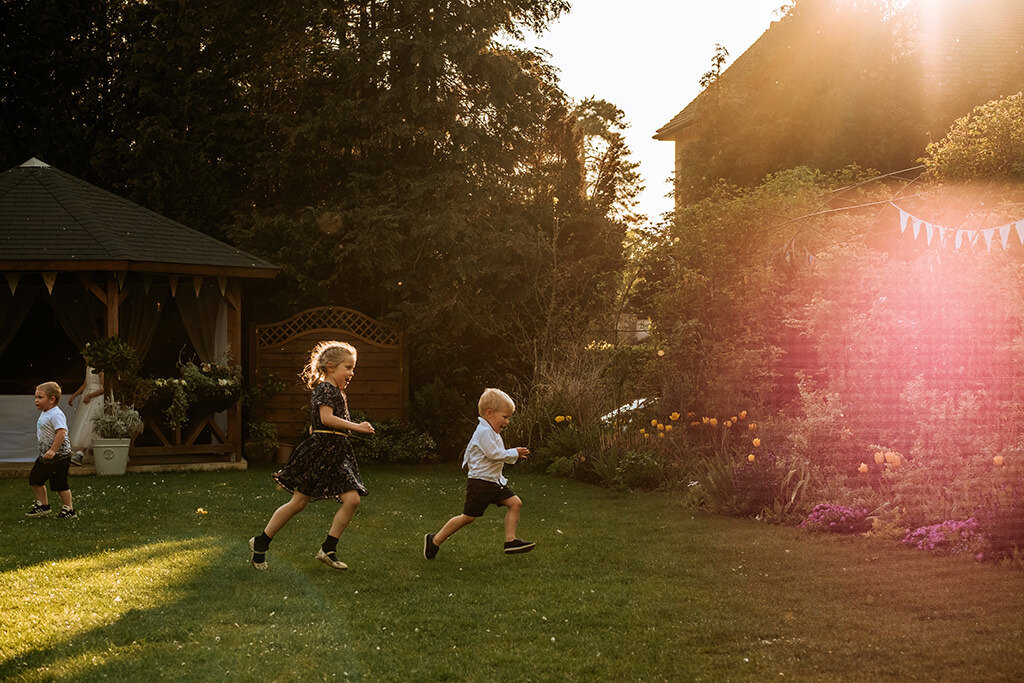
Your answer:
[955,230,966,250]
[912,219,922,239]
[900,209,910,234]
[218,275,227,296]
[983,229,995,250]
[925,223,934,246]
[142,273,153,295]
[193,276,203,297]
[169,275,179,297]
[5,273,19,295]
[116,271,127,289]
[1015,221,1024,245]
[1001,224,1012,248]
[42,272,57,294]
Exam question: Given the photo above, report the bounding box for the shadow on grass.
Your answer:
[0,535,363,681]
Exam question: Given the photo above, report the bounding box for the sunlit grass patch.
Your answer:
[0,539,219,664]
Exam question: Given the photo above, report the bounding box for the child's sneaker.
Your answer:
[71,451,84,466]
[503,538,536,554]
[249,537,268,570]
[316,547,348,570]
[57,507,77,519]
[26,503,51,517]
[424,533,439,560]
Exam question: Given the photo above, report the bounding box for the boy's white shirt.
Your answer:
[462,416,520,485]
[36,406,70,458]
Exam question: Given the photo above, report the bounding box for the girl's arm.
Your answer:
[82,387,104,403]
[318,405,375,434]
[69,383,85,405]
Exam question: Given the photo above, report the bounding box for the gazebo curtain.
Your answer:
[176,284,226,363]
[49,281,103,351]
[120,283,168,362]
[0,285,38,357]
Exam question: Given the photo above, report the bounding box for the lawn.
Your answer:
[2,464,1024,681]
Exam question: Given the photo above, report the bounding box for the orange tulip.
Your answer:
[752,438,761,448]
[858,463,869,474]
[709,418,718,427]
[874,451,884,465]
[739,410,747,420]
[748,454,756,463]
[994,455,1005,466]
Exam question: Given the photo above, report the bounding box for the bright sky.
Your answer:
[529,1,786,222]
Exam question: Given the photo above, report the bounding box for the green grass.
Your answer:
[2,464,1024,681]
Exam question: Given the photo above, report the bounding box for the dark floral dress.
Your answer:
[272,381,367,501]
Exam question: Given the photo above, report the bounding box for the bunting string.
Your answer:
[895,203,1024,251]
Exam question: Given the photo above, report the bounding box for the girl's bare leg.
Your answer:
[328,490,361,538]
[265,491,310,537]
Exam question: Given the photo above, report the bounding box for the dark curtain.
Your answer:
[175,282,222,363]
[0,283,38,357]
[48,279,103,351]
[120,282,169,362]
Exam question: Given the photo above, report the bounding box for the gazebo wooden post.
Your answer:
[225,279,243,462]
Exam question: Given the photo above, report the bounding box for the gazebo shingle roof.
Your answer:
[0,158,277,277]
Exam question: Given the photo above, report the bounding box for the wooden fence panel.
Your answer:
[250,307,409,443]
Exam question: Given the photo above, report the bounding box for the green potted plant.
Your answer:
[91,400,143,475]
[82,337,140,400]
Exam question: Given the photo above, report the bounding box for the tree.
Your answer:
[924,92,1024,181]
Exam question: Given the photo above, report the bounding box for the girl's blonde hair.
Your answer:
[301,341,357,389]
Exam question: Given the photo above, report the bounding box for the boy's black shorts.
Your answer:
[29,458,71,492]
[463,478,516,517]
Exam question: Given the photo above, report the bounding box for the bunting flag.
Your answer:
[5,273,19,295]
[142,273,153,294]
[218,275,228,296]
[193,276,204,297]
[42,272,57,294]
[896,204,1024,252]
[168,275,179,297]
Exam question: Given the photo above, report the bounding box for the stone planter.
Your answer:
[92,438,131,475]
[274,443,294,465]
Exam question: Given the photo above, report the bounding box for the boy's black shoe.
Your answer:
[424,533,439,560]
[57,507,77,519]
[26,503,51,517]
[503,538,536,555]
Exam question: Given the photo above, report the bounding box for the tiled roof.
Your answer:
[0,159,277,277]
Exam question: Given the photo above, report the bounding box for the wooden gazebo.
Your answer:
[0,158,277,466]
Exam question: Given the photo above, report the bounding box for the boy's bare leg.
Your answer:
[58,490,72,508]
[499,495,523,542]
[30,484,47,504]
[433,514,474,545]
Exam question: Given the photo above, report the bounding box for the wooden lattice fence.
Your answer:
[250,307,408,443]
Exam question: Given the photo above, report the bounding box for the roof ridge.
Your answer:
[36,168,119,260]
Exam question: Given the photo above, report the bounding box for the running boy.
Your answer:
[27,381,77,518]
[424,388,534,558]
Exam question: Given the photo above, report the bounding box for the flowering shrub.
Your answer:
[92,400,143,439]
[800,503,872,533]
[901,518,981,555]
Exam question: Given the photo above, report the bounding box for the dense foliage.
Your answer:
[1,0,637,395]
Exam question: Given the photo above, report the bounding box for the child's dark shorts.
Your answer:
[29,458,71,492]
[463,478,516,517]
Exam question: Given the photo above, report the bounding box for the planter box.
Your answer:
[92,438,131,475]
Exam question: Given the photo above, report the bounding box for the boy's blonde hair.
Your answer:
[301,341,357,389]
[36,381,62,401]
[478,388,515,416]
